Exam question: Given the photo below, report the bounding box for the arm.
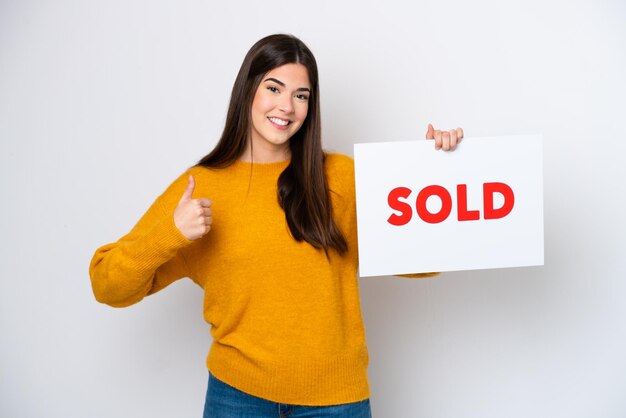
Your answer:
[89,172,212,307]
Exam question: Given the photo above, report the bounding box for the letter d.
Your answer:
[483,182,515,219]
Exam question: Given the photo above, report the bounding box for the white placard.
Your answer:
[354,135,544,277]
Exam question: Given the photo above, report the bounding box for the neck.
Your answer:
[239,140,291,163]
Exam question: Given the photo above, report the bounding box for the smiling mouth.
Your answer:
[268,117,291,127]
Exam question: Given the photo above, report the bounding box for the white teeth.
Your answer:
[269,117,289,126]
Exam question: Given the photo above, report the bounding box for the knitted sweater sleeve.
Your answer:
[89,173,193,308]
[394,272,440,279]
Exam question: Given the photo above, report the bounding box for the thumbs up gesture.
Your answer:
[174,175,213,240]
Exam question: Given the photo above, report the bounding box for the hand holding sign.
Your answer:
[426,123,464,151]
[174,175,213,240]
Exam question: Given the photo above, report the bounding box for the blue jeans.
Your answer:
[203,373,372,418]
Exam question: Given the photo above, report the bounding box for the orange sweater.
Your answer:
[90,153,435,405]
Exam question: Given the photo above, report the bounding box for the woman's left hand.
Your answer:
[426,123,464,151]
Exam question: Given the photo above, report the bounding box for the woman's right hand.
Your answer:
[174,175,213,240]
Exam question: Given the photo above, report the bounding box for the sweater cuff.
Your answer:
[393,272,440,279]
[130,211,192,273]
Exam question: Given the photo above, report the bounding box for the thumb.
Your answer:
[425,123,435,139]
[180,175,195,202]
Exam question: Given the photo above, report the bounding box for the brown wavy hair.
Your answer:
[197,34,347,255]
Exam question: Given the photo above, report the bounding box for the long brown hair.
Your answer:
[197,34,347,254]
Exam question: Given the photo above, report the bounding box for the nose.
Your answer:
[278,95,294,113]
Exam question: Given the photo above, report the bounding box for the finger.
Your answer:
[195,205,207,217]
[203,207,212,217]
[194,222,210,238]
[180,175,195,202]
[442,132,450,151]
[202,218,212,234]
[198,198,212,208]
[425,123,435,140]
[434,130,442,150]
[456,127,464,142]
[449,129,458,150]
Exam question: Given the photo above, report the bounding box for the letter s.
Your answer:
[387,187,413,226]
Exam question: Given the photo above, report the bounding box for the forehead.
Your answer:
[263,63,311,88]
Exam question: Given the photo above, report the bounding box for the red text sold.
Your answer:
[387,182,515,225]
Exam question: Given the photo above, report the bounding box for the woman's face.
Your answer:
[249,63,311,161]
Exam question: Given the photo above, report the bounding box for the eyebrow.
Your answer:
[264,77,311,93]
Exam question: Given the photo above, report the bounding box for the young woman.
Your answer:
[89,34,462,418]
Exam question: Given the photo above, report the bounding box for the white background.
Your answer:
[1,1,625,417]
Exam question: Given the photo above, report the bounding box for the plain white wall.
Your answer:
[1,0,625,417]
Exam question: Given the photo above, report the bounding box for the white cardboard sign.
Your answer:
[353,135,544,277]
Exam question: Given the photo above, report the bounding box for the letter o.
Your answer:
[416,185,452,224]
